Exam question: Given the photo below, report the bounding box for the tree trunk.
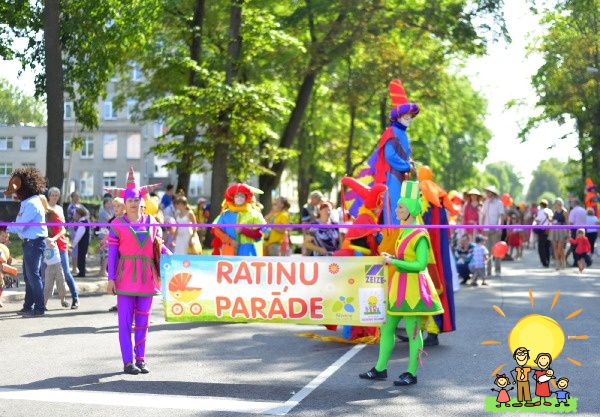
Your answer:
[208,0,243,223]
[43,0,64,190]
[259,71,317,199]
[176,0,205,196]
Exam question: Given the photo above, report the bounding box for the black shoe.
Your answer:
[22,310,45,318]
[423,334,439,346]
[17,308,31,315]
[359,367,387,380]
[76,274,85,277]
[124,363,141,375]
[136,361,150,374]
[71,298,79,309]
[393,372,417,386]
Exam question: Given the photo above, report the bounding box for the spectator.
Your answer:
[534,199,553,267]
[567,199,587,266]
[172,196,199,255]
[470,234,490,286]
[549,198,569,270]
[160,184,175,211]
[71,207,91,277]
[196,197,210,242]
[303,202,340,256]
[570,228,592,272]
[481,185,505,277]
[47,186,65,220]
[454,234,475,284]
[5,167,48,318]
[264,196,292,256]
[97,197,115,276]
[462,188,483,239]
[66,191,89,275]
[585,208,598,255]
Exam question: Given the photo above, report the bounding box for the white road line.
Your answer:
[0,344,365,415]
[263,344,367,415]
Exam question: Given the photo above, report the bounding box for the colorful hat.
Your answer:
[398,181,422,217]
[586,177,597,191]
[341,177,387,210]
[224,183,253,204]
[103,166,161,201]
[388,79,420,121]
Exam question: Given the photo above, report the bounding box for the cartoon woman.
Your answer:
[491,374,514,408]
[532,352,555,406]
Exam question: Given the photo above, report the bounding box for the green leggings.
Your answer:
[375,315,422,376]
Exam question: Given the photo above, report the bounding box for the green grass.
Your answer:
[6,234,101,261]
[483,396,578,413]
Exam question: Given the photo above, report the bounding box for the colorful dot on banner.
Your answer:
[348,278,355,285]
[183,260,191,268]
[329,263,340,274]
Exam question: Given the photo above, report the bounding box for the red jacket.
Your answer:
[569,236,591,254]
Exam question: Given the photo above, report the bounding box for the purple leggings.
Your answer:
[117,295,153,365]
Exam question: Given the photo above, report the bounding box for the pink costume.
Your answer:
[105,167,164,369]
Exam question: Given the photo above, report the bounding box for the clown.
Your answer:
[104,167,169,375]
[359,181,443,386]
[369,80,418,226]
[212,183,267,256]
[326,177,388,341]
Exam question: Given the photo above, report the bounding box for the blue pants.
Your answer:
[22,237,46,313]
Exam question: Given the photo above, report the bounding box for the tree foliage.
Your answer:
[526,158,567,202]
[484,161,524,200]
[0,78,46,125]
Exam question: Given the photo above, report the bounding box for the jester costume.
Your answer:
[212,183,266,256]
[360,181,443,386]
[105,167,166,374]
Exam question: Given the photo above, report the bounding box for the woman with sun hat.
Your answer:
[359,180,444,386]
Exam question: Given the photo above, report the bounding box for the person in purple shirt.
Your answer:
[4,167,48,318]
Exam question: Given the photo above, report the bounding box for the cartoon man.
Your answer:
[490,374,514,408]
[532,352,555,406]
[552,377,571,407]
[509,347,535,407]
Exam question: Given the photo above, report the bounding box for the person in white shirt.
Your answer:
[534,199,553,267]
[566,199,587,266]
[481,185,506,276]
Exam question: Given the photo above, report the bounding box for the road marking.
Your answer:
[0,344,365,415]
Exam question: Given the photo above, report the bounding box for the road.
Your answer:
[1,248,598,417]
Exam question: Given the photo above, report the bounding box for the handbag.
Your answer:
[188,233,202,255]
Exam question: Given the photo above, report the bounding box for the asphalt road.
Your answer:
[0,248,598,417]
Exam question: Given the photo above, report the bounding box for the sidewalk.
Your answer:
[2,252,108,304]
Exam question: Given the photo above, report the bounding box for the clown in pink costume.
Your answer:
[105,167,169,375]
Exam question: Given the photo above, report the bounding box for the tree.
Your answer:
[485,161,524,200]
[0,78,46,125]
[526,158,567,202]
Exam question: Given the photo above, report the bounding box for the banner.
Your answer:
[161,255,387,325]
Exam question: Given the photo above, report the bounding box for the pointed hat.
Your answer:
[388,79,419,121]
[103,166,161,200]
[341,177,387,210]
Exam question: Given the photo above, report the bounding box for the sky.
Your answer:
[0,0,580,194]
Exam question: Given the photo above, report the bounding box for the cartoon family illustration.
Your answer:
[490,347,571,409]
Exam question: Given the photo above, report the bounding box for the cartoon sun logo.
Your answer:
[182,260,191,268]
[483,289,588,373]
[328,263,340,274]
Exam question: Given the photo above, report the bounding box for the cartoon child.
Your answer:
[509,347,535,407]
[491,374,514,408]
[532,352,555,406]
[552,377,571,407]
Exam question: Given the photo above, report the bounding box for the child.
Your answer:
[71,207,91,277]
[569,228,592,272]
[470,234,490,286]
[0,228,17,307]
[43,239,70,308]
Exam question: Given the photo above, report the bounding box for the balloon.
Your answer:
[501,193,513,207]
[417,166,433,181]
[492,241,508,258]
[144,195,159,215]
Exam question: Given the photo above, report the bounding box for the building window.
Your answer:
[0,137,13,150]
[21,136,36,151]
[22,163,35,168]
[79,172,94,197]
[188,173,205,198]
[126,134,141,159]
[153,121,166,138]
[103,134,118,159]
[154,157,169,177]
[81,137,94,159]
[103,99,118,120]
[0,163,12,177]
[131,63,143,82]
[64,102,73,120]
[103,171,117,188]
[64,139,71,159]
[127,99,137,120]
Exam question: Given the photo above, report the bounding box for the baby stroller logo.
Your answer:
[482,289,587,412]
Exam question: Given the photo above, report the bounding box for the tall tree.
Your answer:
[526,158,567,202]
[0,78,46,125]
